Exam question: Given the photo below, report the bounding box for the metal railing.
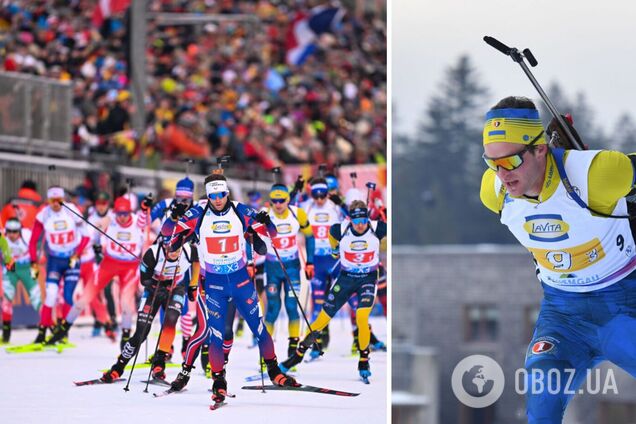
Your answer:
[0,72,72,155]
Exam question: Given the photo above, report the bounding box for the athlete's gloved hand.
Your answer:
[140,194,153,212]
[5,258,15,273]
[331,247,340,259]
[246,262,257,279]
[254,211,272,226]
[329,194,342,205]
[69,254,79,269]
[170,202,188,219]
[187,284,198,302]
[142,278,157,290]
[93,244,103,264]
[304,263,315,280]
[289,175,305,198]
[30,261,39,279]
[247,228,268,255]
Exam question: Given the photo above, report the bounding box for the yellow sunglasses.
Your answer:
[482,130,544,171]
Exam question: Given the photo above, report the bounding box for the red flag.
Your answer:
[92,0,131,28]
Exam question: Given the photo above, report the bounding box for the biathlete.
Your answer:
[281,201,387,381]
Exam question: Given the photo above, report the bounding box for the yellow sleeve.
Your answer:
[587,150,635,215]
[189,261,200,288]
[328,231,339,250]
[480,169,506,214]
[296,207,313,237]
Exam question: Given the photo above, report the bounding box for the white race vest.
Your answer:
[150,243,192,285]
[81,208,113,262]
[102,215,144,262]
[198,201,246,274]
[500,149,636,293]
[340,220,380,274]
[302,199,342,256]
[265,206,301,262]
[37,205,84,258]
[6,228,31,264]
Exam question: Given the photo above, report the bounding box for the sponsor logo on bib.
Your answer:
[350,241,368,251]
[277,223,293,234]
[117,232,132,241]
[523,214,570,242]
[212,221,232,233]
[53,220,68,230]
[315,213,329,223]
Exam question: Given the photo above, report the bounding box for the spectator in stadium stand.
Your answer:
[0,180,43,229]
[0,1,386,168]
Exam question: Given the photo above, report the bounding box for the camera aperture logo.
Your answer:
[451,355,505,408]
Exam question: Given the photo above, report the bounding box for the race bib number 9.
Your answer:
[273,235,296,250]
[206,235,240,254]
[344,251,374,264]
[50,231,75,245]
[312,225,329,240]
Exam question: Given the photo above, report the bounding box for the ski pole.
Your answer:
[143,242,186,393]
[365,182,376,206]
[123,226,177,392]
[248,234,266,394]
[264,228,315,337]
[483,36,584,151]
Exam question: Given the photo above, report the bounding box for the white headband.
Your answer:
[311,183,328,191]
[47,187,64,199]
[205,180,229,195]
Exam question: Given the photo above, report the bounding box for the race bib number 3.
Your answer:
[206,235,240,254]
[50,230,75,245]
[273,235,296,250]
[344,251,374,264]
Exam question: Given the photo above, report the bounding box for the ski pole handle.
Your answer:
[483,36,511,56]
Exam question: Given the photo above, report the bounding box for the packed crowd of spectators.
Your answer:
[0,0,386,169]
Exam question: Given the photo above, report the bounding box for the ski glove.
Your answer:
[254,211,272,226]
[305,263,315,280]
[170,202,188,219]
[140,194,153,212]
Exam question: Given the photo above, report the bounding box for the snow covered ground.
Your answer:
[0,316,387,423]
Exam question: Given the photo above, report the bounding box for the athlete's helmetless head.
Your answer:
[205,174,229,211]
[482,97,549,198]
[349,201,369,233]
[270,184,290,214]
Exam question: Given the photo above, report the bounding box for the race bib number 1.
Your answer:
[206,235,240,254]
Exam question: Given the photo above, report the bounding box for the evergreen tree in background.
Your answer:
[395,55,515,244]
[395,57,636,245]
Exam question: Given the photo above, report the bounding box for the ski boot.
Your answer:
[171,363,194,392]
[265,358,299,387]
[287,337,299,358]
[351,329,359,355]
[101,358,126,383]
[104,322,117,342]
[201,343,210,378]
[358,348,371,381]
[33,325,47,344]
[236,318,245,337]
[151,350,168,380]
[2,321,10,344]
[211,370,228,402]
[280,332,319,372]
[370,331,387,351]
[91,322,102,337]
[45,319,71,345]
[322,325,330,350]
[308,333,324,361]
[120,329,131,351]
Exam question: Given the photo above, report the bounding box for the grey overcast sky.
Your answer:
[393,0,636,135]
